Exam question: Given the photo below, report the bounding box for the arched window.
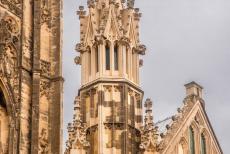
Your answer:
[88,48,91,76]
[105,43,110,70]
[126,47,129,75]
[0,89,9,153]
[189,126,195,154]
[201,133,206,154]
[178,143,184,154]
[95,46,99,72]
[114,43,118,71]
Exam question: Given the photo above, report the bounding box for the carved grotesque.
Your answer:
[74,56,81,65]
[75,43,87,53]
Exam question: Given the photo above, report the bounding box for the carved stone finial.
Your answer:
[144,98,153,126]
[65,96,90,152]
[127,0,135,9]
[139,59,143,67]
[134,8,142,20]
[140,99,159,152]
[77,6,86,19]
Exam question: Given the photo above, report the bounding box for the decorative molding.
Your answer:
[39,128,49,154]
[65,96,90,151]
[0,0,22,17]
[140,99,160,152]
[157,95,199,151]
[40,79,51,99]
[40,60,51,77]
[0,15,20,102]
[40,0,50,25]
[77,6,86,19]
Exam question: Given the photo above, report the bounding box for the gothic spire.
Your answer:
[140,99,159,152]
[65,96,90,152]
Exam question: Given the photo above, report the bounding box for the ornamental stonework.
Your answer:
[0,0,63,153]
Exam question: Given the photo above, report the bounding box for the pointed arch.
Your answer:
[200,128,210,154]
[83,16,96,45]
[178,137,188,154]
[103,8,122,39]
[0,78,17,153]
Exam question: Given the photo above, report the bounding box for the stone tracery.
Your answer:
[0,15,20,102]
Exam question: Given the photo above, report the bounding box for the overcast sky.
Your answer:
[63,0,230,153]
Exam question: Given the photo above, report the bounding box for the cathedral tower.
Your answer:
[0,0,63,153]
[66,0,146,153]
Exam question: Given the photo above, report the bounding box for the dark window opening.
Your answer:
[189,126,195,154]
[95,46,99,72]
[201,134,206,154]
[126,48,129,74]
[88,49,91,75]
[105,43,110,70]
[114,44,118,70]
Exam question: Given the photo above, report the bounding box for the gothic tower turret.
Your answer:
[66,0,146,153]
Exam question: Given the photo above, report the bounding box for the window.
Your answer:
[0,90,9,153]
[189,126,195,154]
[126,47,129,75]
[95,46,99,72]
[114,44,118,70]
[201,134,206,154]
[105,43,110,70]
[178,143,184,154]
[88,49,91,75]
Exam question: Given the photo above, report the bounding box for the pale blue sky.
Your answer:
[63,0,230,153]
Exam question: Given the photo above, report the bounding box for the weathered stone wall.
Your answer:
[0,0,63,153]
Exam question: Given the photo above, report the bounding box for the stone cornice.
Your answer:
[78,78,144,94]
